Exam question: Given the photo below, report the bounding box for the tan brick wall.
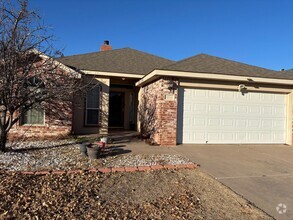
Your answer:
[139,77,178,146]
[9,101,72,141]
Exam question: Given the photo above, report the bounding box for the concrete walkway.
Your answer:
[172,144,293,220]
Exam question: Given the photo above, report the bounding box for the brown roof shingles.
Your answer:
[57,49,293,80]
[162,53,293,80]
[57,48,175,75]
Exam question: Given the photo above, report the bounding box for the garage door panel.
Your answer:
[274,133,286,141]
[273,120,286,129]
[194,90,206,97]
[235,133,247,141]
[248,133,260,141]
[221,133,234,141]
[195,103,206,112]
[208,104,221,113]
[261,120,273,129]
[236,119,247,127]
[222,119,234,127]
[249,106,261,114]
[194,118,205,126]
[236,105,249,114]
[275,106,286,114]
[178,88,286,144]
[222,104,235,113]
[248,119,260,128]
[208,119,221,127]
[222,92,234,99]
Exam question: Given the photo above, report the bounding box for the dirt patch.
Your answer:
[0,169,272,219]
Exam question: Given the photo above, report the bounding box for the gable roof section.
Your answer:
[57,48,175,75]
[161,53,293,80]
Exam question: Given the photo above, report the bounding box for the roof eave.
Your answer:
[30,49,81,79]
[135,69,293,87]
[81,70,144,79]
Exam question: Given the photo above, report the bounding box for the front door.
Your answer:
[109,92,124,127]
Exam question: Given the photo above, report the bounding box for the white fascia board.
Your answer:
[82,70,144,79]
[135,69,293,87]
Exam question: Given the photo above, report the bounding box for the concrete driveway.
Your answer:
[172,144,293,220]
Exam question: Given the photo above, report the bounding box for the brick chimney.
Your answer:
[100,40,112,51]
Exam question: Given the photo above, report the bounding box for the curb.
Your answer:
[19,163,198,175]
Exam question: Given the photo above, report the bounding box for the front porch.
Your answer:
[72,74,140,135]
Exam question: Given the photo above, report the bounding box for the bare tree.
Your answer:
[0,0,82,151]
[138,87,158,144]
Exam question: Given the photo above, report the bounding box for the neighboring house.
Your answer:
[12,41,293,146]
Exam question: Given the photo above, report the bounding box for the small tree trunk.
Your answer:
[0,128,7,152]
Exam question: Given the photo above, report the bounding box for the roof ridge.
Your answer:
[201,53,278,72]
[56,47,175,75]
[59,47,175,63]
[122,47,175,62]
[60,47,129,59]
[162,53,206,69]
[163,53,278,72]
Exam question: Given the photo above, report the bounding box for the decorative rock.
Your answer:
[0,140,194,172]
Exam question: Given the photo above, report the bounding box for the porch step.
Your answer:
[107,131,140,144]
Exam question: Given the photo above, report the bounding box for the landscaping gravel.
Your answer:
[0,140,192,171]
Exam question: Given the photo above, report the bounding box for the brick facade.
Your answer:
[9,101,72,141]
[140,77,178,146]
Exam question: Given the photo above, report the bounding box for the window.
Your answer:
[85,85,100,125]
[22,104,45,125]
[21,76,45,125]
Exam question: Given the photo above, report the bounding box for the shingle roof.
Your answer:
[162,53,293,80]
[57,48,175,75]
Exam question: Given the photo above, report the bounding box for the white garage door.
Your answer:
[177,88,287,144]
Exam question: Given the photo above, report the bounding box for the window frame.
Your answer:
[84,84,101,126]
[21,76,46,126]
[21,104,45,126]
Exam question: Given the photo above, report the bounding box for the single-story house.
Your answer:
[11,41,293,146]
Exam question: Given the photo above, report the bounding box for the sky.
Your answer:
[28,0,293,71]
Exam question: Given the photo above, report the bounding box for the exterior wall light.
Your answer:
[238,84,247,95]
[167,80,178,92]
